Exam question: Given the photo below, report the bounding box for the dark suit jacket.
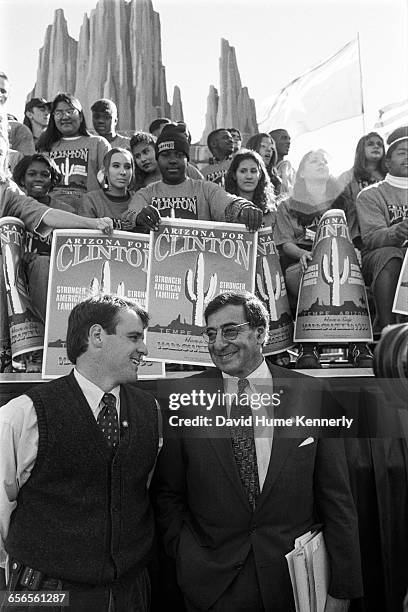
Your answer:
[153,364,363,611]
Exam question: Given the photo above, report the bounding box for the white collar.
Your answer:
[74,369,120,418]
[385,174,408,189]
[222,359,271,392]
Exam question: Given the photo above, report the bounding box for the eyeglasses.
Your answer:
[202,322,250,344]
[53,108,80,118]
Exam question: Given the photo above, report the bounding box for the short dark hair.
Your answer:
[91,98,117,115]
[66,294,149,364]
[12,153,62,190]
[130,131,156,149]
[149,117,171,134]
[129,132,157,190]
[268,128,288,140]
[204,291,269,333]
[207,128,229,154]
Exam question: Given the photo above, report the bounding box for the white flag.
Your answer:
[374,99,408,138]
[258,39,363,137]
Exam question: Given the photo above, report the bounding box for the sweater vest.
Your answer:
[6,372,158,585]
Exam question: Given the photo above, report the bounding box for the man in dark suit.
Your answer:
[153,291,362,612]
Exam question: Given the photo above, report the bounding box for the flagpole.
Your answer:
[357,32,366,133]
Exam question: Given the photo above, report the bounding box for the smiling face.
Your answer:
[206,304,265,378]
[53,101,82,137]
[157,149,187,184]
[106,151,133,195]
[235,158,261,197]
[23,159,52,199]
[132,141,157,174]
[386,140,408,178]
[101,308,148,384]
[364,135,384,162]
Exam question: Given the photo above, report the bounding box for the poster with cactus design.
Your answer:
[146,219,257,365]
[255,228,294,355]
[294,209,373,342]
[393,249,408,315]
[0,217,44,364]
[43,230,165,378]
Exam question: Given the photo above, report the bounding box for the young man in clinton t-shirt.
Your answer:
[122,124,262,232]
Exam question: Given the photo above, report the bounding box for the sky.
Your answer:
[1,0,407,174]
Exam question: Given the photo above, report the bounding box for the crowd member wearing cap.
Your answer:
[149,117,171,138]
[356,125,408,330]
[91,98,130,149]
[37,93,111,210]
[131,129,202,193]
[200,128,234,186]
[0,72,35,159]
[122,124,262,232]
[23,98,50,148]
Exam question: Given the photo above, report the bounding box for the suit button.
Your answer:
[234,562,244,570]
[249,524,257,534]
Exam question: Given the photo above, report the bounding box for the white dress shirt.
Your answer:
[222,359,274,491]
[0,369,159,569]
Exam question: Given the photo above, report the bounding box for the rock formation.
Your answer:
[200,39,258,145]
[170,86,184,123]
[31,9,77,100]
[28,0,178,132]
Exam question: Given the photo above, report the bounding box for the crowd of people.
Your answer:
[1,71,408,371]
[0,71,408,612]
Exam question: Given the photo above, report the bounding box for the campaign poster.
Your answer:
[146,219,257,365]
[294,209,373,343]
[0,217,44,362]
[43,229,165,379]
[255,228,294,355]
[393,249,408,315]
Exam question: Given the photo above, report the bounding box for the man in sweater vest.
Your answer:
[0,295,160,612]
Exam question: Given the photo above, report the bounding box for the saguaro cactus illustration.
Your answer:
[185,253,217,326]
[256,257,281,322]
[322,238,349,306]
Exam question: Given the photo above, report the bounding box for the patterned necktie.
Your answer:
[97,393,120,450]
[230,378,260,509]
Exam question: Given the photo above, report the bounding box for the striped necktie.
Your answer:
[97,393,119,450]
[230,378,260,509]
